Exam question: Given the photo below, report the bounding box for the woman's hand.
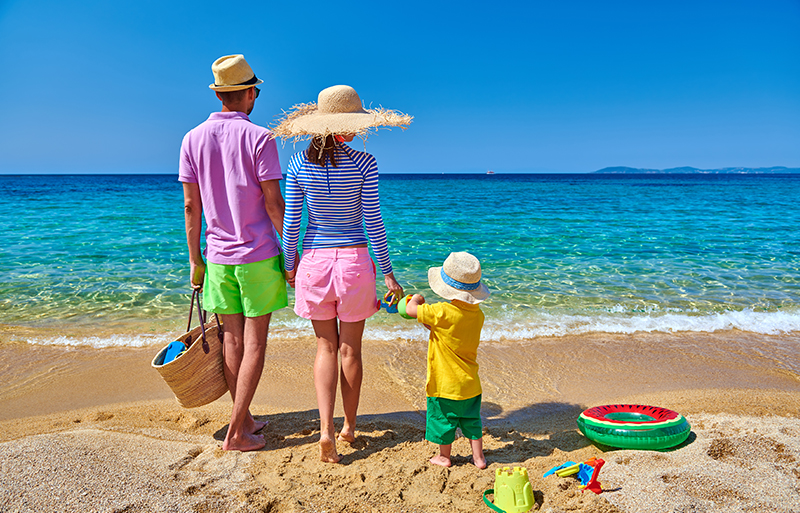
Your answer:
[285,268,297,288]
[190,260,206,291]
[384,272,403,298]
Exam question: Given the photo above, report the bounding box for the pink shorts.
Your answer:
[294,247,379,322]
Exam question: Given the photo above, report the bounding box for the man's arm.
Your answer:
[261,179,285,239]
[183,182,205,290]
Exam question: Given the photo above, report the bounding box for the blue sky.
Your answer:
[1,0,798,174]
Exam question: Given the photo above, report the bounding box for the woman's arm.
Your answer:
[281,157,303,274]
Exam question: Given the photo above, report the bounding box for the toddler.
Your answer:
[404,252,490,468]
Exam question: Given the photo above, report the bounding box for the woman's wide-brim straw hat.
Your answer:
[209,54,263,92]
[271,85,412,141]
[428,252,490,304]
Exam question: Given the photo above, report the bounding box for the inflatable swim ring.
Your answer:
[577,404,691,450]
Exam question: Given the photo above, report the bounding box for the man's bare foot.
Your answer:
[245,414,268,434]
[471,455,488,469]
[429,455,452,467]
[223,432,265,452]
[337,429,356,443]
[319,435,342,463]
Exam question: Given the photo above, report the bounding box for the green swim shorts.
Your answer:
[425,394,483,445]
[203,255,288,317]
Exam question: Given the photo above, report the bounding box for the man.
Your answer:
[179,54,287,451]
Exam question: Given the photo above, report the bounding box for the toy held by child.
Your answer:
[404,251,490,469]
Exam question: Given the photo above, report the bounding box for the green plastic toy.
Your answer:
[397,294,414,319]
[483,466,534,513]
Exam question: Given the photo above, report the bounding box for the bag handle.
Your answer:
[187,289,223,355]
[482,490,506,513]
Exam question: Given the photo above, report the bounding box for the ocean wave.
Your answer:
[480,308,800,339]
[19,308,800,348]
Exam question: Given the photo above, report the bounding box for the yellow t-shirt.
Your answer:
[417,300,484,400]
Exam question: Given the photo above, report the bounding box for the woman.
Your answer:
[273,85,412,463]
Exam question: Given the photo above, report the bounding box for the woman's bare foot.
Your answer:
[319,435,342,463]
[337,429,356,443]
[223,432,265,452]
[429,455,452,467]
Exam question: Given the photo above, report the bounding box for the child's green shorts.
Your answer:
[203,255,288,317]
[425,394,482,445]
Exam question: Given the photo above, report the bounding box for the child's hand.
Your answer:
[404,294,425,319]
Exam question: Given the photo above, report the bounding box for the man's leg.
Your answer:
[311,318,342,463]
[337,319,365,443]
[221,312,271,451]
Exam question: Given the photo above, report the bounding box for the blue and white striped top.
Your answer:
[281,144,393,275]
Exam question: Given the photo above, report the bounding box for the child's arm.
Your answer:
[404,294,425,319]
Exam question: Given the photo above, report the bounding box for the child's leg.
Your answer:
[470,437,487,469]
[430,443,452,467]
[460,395,486,468]
[426,397,456,467]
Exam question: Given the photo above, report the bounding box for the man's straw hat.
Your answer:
[209,54,263,92]
[428,252,490,304]
[271,85,412,141]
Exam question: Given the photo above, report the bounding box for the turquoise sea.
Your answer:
[1,173,799,347]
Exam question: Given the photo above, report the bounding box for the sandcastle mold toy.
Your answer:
[483,466,534,513]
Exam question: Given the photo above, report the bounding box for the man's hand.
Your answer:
[191,261,206,291]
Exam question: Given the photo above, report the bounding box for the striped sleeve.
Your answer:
[281,154,303,272]
[360,154,393,275]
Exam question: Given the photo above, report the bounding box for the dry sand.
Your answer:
[1,331,800,512]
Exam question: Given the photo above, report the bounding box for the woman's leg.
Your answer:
[338,319,365,442]
[312,318,342,463]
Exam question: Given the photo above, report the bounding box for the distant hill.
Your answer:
[594,166,800,174]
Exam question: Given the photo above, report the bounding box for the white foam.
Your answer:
[26,334,164,348]
[21,308,800,348]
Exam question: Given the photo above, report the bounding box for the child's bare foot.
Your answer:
[337,429,356,443]
[222,432,265,452]
[471,455,488,469]
[429,455,452,467]
[319,435,342,463]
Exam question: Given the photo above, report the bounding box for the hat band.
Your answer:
[215,75,259,87]
[440,269,481,291]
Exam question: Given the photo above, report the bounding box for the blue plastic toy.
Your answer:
[162,340,186,364]
[543,461,577,478]
[380,291,400,313]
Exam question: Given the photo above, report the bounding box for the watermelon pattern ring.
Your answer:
[577,404,691,450]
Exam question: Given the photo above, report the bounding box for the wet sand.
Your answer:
[1,328,799,512]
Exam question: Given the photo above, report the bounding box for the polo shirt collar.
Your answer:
[452,300,480,311]
[208,111,251,122]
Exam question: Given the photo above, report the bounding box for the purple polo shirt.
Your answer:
[179,111,282,265]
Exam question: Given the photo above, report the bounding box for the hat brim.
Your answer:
[428,267,490,304]
[209,78,263,92]
[271,102,412,141]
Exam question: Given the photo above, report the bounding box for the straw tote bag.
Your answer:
[151,289,228,408]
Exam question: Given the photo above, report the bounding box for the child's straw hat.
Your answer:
[209,54,263,92]
[428,252,490,304]
[271,85,412,141]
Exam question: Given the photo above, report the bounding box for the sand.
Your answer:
[1,330,800,512]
